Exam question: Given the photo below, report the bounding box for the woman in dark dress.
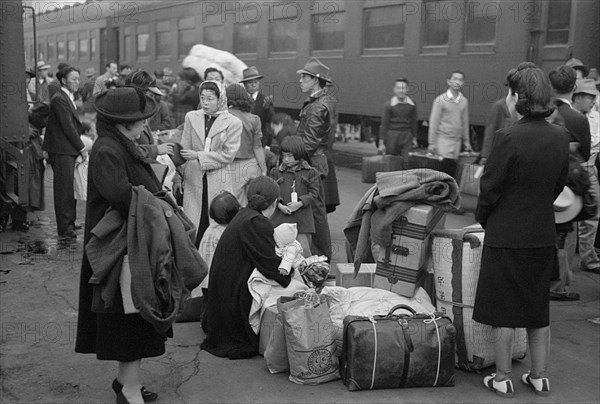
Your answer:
[473,65,570,398]
[75,87,162,404]
[201,176,293,359]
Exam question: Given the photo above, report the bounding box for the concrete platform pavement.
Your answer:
[0,160,599,404]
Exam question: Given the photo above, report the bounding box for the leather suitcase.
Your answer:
[406,152,458,179]
[361,155,404,183]
[341,305,456,391]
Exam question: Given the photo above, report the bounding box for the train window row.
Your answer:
[25,0,573,66]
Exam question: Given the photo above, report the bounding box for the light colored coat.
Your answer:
[181,109,242,233]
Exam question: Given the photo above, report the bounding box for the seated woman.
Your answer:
[200,176,293,359]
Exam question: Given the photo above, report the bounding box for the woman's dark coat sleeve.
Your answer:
[476,129,514,228]
[241,215,291,287]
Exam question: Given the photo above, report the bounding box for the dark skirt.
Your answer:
[473,245,556,328]
[95,312,166,362]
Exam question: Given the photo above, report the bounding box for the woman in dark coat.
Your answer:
[75,87,162,404]
[201,176,293,359]
[473,65,570,398]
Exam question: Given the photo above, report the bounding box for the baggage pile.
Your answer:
[256,166,528,390]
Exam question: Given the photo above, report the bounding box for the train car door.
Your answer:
[535,0,599,72]
[99,27,120,69]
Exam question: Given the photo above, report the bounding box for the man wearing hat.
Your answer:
[566,57,590,79]
[295,56,340,260]
[43,66,85,238]
[573,79,600,274]
[28,61,52,104]
[240,66,274,147]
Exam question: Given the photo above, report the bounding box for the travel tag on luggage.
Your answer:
[474,165,484,179]
[291,180,298,203]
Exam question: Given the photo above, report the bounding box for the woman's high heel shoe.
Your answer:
[112,378,158,402]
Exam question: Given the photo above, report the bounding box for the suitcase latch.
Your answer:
[391,245,410,256]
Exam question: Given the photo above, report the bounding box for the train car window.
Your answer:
[204,26,225,50]
[312,0,345,51]
[123,34,131,63]
[312,12,345,50]
[465,0,497,46]
[178,16,196,57]
[137,25,150,60]
[423,0,449,46]
[57,39,65,61]
[38,40,46,62]
[363,5,404,49]
[90,37,97,60]
[47,40,56,61]
[79,39,88,61]
[546,0,571,44]
[67,38,76,61]
[234,23,258,54]
[269,3,299,54]
[156,21,171,58]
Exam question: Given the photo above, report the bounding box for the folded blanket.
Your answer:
[348,169,460,276]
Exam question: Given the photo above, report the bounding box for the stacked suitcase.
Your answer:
[374,204,445,297]
[430,225,528,370]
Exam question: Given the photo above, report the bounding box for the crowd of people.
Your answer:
[10,53,600,403]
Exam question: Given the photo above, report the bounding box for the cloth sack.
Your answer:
[277,292,340,385]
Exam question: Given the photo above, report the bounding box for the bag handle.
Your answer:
[387,304,416,317]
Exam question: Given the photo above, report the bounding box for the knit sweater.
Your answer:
[428,92,469,143]
[380,102,417,139]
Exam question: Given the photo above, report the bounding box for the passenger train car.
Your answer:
[2,0,599,212]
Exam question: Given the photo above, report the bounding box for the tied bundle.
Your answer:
[298,258,330,293]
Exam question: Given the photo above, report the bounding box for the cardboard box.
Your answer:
[334,263,376,288]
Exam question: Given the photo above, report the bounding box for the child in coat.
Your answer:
[269,136,321,256]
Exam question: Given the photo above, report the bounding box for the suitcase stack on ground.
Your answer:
[341,304,456,391]
[430,225,528,371]
[374,204,445,297]
[361,155,405,183]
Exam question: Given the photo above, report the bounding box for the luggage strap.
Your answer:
[369,316,377,390]
[424,313,443,387]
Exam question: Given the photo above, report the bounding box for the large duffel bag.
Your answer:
[361,155,404,183]
[431,226,527,371]
[341,304,456,391]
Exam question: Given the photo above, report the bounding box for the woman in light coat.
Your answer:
[180,80,242,245]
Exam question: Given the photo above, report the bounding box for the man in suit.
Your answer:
[548,65,592,301]
[43,66,86,238]
[27,61,52,104]
[94,61,118,96]
[240,66,274,147]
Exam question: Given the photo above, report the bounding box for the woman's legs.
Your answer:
[118,360,143,404]
[493,327,514,381]
[527,326,551,379]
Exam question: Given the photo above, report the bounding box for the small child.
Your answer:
[269,136,321,256]
[191,191,240,331]
[194,191,241,297]
[273,223,305,276]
